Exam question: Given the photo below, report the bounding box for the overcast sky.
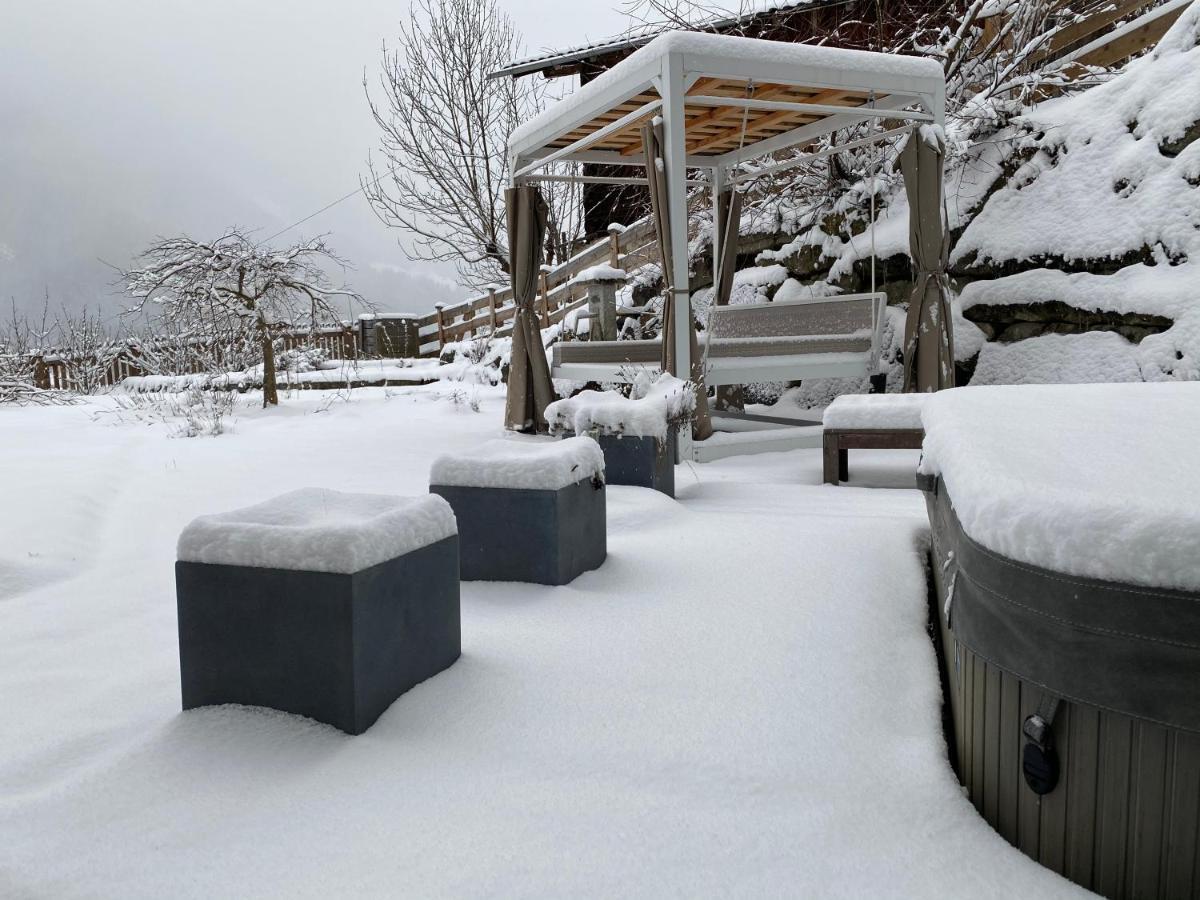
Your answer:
[0,0,632,318]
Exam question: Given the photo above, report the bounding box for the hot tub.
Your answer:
[918,383,1200,900]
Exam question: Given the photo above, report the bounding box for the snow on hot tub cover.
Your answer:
[429,436,604,491]
[919,382,1200,593]
[177,488,457,574]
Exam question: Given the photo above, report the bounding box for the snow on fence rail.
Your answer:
[414,218,660,357]
[30,325,360,392]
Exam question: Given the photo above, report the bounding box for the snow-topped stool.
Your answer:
[175,488,460,735]
[429,437,606,585]
[543,373,693,497]
[821,393,928,484]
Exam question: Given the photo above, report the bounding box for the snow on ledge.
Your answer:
[919,382,1200,592]
[177,488,457,574]
[430,436,604,491]
[823,393,928,430]
[568,264,627,286]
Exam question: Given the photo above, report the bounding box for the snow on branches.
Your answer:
[121,230,365,407]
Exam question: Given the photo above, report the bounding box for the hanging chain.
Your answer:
[868,89,877,299]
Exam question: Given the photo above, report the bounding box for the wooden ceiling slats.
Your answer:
[535,80,896,159]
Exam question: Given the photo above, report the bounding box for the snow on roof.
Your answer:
[509,30,945,156]
[920,382,1200,592]
[491,0,824,79]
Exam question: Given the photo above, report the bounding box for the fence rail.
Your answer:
[414,217,660,356]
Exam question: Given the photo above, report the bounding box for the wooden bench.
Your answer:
[821,393,929,485]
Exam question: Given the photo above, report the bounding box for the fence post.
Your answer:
[488,287,498,333]
[32,355,49,390]
[538,269,550,328]
[608,224,622,269]
[434,303,447,351]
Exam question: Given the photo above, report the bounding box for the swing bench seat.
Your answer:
[551,293,888,386]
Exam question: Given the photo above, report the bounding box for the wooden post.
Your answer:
[538,270,550,328]
[32,355,49,390]
[607,225,622,269]
[488,287,498,334]
[434,303,446,350]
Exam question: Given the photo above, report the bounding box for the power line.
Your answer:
[259,161,403,245]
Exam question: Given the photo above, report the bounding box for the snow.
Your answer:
[569,263,627,285]
[823,393,928,430]
[510,30,944,152]
[176,488,457,575]
[960,262,1200,381]
[429,435,604,490]
[920,381,1200,591]
[952,2,1200,268]
[0,384,1089,898]
[544,372,695,440]
[970,331,1143,386]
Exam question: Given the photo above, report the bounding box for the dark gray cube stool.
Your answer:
[175,488,460,735]
[429,437,606,585]
[596,429,676,496]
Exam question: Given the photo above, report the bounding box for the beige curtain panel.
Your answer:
[898,124,955,392]
[503,184,556,432]
[641,120,712,440]
[711,185,744,410]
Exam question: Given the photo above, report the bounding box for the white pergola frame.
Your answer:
[508,34,945,463]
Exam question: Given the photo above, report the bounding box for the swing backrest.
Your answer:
[706,293,885,362]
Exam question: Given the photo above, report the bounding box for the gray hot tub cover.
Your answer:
[923,475,1200,733]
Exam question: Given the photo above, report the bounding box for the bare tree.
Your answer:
[363,0,583,290]
[121,230,364,407]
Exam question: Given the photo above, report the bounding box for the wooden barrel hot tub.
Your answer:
[918,383,1200,900]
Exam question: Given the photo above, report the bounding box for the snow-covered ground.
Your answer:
[0,386,1088,898]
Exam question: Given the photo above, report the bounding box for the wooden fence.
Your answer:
[30,325,361,393]
[410,217,660,357]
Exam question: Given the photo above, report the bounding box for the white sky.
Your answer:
[0,0,632,317]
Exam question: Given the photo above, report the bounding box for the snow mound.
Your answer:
[544,372,694,440]
[823,393,928,430]
[569,264,627,285]
[954,1,1200,268]
[971,331,1143,385]
[920,382,1200,591]
[177,488,457,574]
[430,436,604,490]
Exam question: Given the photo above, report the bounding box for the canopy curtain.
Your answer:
[503,184,556,432]
[897,124,955,392]
[641,120,712,440]
[710,184,744,410]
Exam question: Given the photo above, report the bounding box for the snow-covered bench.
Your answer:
[429,437,606,585]
[175,488,460,735]
[821,393,928,484]
[544,373,692,496]
[551,293,888,388]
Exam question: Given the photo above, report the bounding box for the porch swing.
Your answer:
[505,31,948,461]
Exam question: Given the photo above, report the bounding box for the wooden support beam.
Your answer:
[685,88,851,155]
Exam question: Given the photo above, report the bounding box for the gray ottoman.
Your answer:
[430,437,606,585]
[596,430,676,496]
[175,488,460,735]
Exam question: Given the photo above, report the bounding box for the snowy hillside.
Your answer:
[714,1,1200,394]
